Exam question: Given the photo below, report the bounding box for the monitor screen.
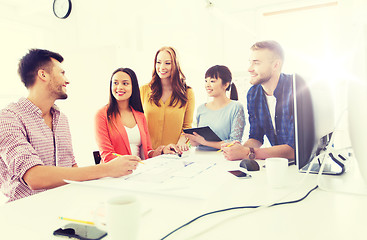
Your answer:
[293,73,343,174]
[348,24,367,184]
[316,23,367,195]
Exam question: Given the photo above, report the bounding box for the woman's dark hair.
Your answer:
[149,46,190,108]
[18,49,64,88]
[107,68,144,124]
[205,65,238,100]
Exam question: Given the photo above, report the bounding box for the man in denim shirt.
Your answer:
[222,41,294,161]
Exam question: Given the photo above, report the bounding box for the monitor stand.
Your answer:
[317,155,367,195]
[300,152,345,175]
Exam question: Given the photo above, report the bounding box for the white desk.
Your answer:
[1,149,367,240]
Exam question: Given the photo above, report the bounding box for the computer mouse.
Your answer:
[239,159,260,171]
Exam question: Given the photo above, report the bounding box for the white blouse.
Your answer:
[124,125,142,158]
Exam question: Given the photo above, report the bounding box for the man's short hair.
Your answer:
[250,40,284,62]
[18,49,64,88]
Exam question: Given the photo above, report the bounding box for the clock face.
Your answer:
[53,0,72,19]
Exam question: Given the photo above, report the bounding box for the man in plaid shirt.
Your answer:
[0,49,141,202]
[222,41,294,161]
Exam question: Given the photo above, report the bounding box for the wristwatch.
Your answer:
[248,147,255,160]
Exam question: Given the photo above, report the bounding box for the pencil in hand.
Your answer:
[112,153,144,164]
[217,142,235,152]
[185,138,192,148]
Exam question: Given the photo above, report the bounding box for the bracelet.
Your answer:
[147,150,155,158]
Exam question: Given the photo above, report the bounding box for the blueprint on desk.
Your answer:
[65,154,225,199]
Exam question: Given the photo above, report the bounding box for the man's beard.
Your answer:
[58,92,68,100]
[250,74,271,85]
[48,83,68,100]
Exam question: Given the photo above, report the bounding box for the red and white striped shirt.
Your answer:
[0,98,76,202]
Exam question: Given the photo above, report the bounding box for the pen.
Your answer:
[185,138,192,148]
[164,144,183,157]
[171,147,182,157]
[112,153,144,164]
[217,142,235,152]
[59,217,94,225]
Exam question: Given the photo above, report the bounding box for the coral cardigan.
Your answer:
[95,106,153,163]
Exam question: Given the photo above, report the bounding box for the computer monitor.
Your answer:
[348,24,367,184]
[315,24,367,195]
[293,73,344,175]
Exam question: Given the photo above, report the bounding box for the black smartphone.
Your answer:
[53,223,107,240]
[228,170,251,179]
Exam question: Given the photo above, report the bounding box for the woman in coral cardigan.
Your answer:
[95,68,178,163]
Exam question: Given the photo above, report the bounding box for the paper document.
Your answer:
[65,154,221,199]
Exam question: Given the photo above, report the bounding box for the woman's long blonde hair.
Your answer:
[148,46,190,108]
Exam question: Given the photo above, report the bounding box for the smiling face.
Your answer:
[205,77,229,98]
[111,71,132,102]
[248,49,278,86]
[155,50,172,80]
[47,58,69,100]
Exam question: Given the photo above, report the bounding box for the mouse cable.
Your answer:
[160,108,345,240]
[161,143,321,240]
[161,148,320,240]
[160,185,319,240]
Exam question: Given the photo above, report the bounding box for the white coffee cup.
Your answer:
[265,157,289,188]
[96,195,141,240]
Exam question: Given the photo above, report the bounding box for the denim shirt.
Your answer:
[247,73,294,149]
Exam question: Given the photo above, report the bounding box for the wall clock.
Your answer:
[53,0,72,19]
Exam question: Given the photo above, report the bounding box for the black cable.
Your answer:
[160,185,319,240]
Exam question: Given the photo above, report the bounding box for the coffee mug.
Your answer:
[265,157,289,188]
[95,195,141,240]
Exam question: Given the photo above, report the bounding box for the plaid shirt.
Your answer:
[247,73,294,149]
[0,98,76,202]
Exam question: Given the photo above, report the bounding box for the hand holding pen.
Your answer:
[112,153,144,164]
[220,141,248,161]
[217,142,235,152]
[176,134,190,152]
[162,144,183,157]
[107,153,142,176]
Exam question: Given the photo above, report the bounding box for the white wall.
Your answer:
[255,0,366,148]
[0,0,256,166]
[1,0,366,167]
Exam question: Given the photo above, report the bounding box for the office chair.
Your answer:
[93,151,102,164]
